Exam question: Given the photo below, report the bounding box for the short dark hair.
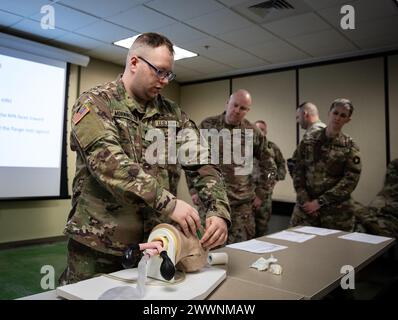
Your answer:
[133,32,174,55]
[330,98,354,116]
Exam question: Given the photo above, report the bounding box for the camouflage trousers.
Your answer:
[227,201,256,244]
[354,205,398,239]
[289,199,363,231]
[255,193,272,237]
[59,238,127,285]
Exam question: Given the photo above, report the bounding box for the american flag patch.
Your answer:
[72,105,90,124]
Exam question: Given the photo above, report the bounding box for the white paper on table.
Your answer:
[338,232,392,244]
[293,226,342,236]
[266,230,316,243]
[226,239,287,253]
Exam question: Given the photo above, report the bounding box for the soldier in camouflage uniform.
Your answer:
[253,120,286,237]
[287,102,326,178]
[355,159,398,238]
[188,90,277,244]
[60,33,231,284]
[290,98,361,231]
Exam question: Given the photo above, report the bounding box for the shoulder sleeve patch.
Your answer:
[72,105,107,150]
[72,104,90,125]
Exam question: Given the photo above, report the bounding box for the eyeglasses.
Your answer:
[137,56,176,82]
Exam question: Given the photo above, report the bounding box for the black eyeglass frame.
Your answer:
[137,56,176,82]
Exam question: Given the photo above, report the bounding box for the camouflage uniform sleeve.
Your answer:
[273,143,287,181]
[185,168,197,196]
[254,130,277,200]
[319,141,362,206]
[182,116,231,226]
[71,94,177,217]
[292,140,310,204]
[287,148,298,178]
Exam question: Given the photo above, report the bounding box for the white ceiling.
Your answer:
[1,0,398,83]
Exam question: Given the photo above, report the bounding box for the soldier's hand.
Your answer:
[302,200,320,214]
[170,199,201,237]
[252,196,263,210]
[200,216,228,250]
[191,193,200,206]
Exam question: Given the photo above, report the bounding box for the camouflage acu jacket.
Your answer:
[253,140,286,183]
[65,75,231,255]
[303,120,326,140]
[369,158,398,214]
[189,113,277,206]
[289,120,326,178]
[293,127,361,206]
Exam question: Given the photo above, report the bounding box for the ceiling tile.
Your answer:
[303,0,357,10]
[58,0,144,18]
[218,25,277,47]
[227,56,268,69]
[342,16,398,43]
[217,0,249,7]
[151,23,207,46]
[105,5,175,32]
[318,3,356,28]
[0,10,24,27]
[181,36,235,56]
[246,39,309,63]
[263,12,331,38]
[85,43,128,63]
[75,20,137,43]
[346,0,398,22]
[146,0,224,21]
[30,3,98,31]
[288,28,357,56]
[354,33,398,50]
[53,32,105,51]
[177,56,231,74]
[206,47,262,65]
[173,64,206,82]
[9,18,67,40]
[318,0,398,31]
[185,8,253,35]
[0,0,53,18]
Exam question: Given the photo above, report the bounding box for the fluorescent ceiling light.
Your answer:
[113,35,198,61]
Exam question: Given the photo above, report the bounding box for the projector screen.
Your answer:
[0,46,68,200]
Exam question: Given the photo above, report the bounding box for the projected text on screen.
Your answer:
[0,52,65,168]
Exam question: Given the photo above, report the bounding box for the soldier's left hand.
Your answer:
[200,216,228,250]
[302,200,321,215]
[252,196,263,210]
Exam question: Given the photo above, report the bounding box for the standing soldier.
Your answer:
[188,90,277,244]
[287,102,326,178]
[290,98,361,231]
[60,33,231,284]
[355,159,398,238]
[253,120,286,236]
